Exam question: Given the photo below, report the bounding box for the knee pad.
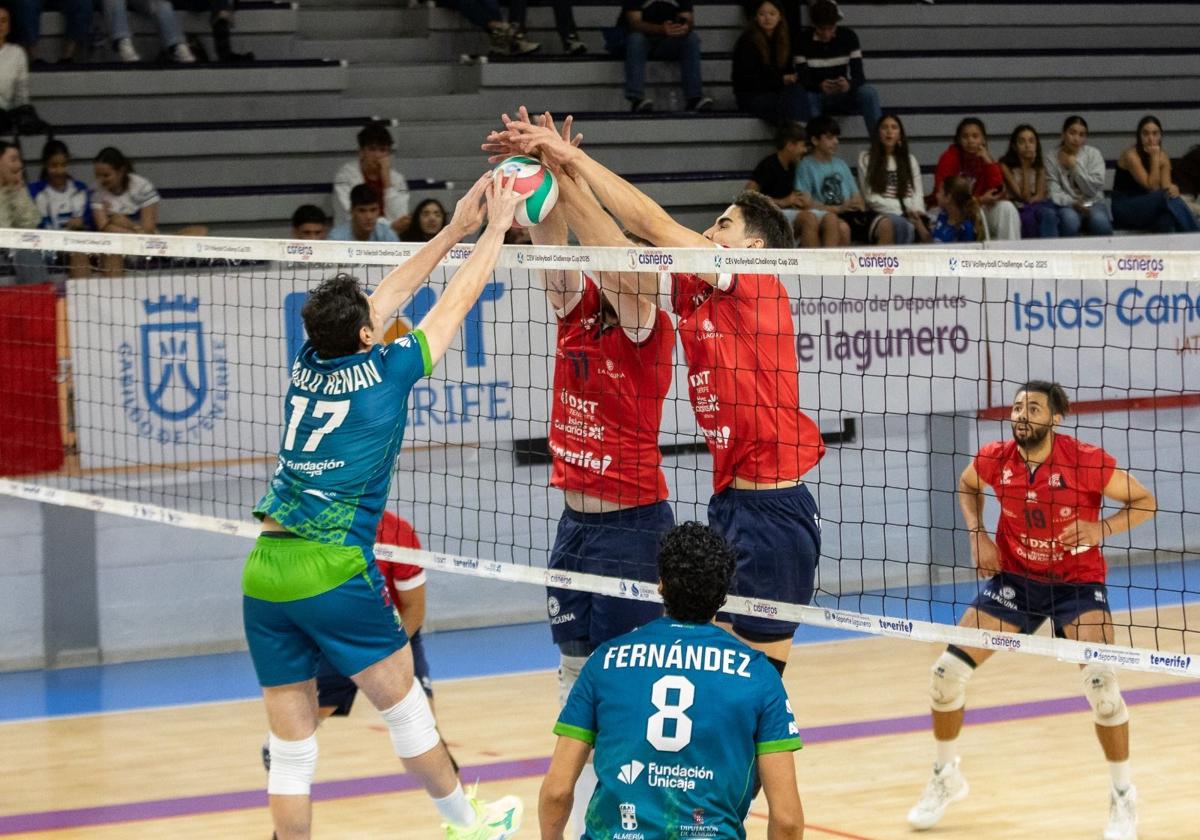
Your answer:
[381,679,440,759]
[1082,664,1129,727]
[558,654,589,708]
[930,650,974,712]
[267,732,318,796]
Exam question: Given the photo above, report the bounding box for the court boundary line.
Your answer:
[1,681,1197,835]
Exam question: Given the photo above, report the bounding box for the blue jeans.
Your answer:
[1057,202,1114,237]
[9,0,94,43]
[736,86,807,125]
[805,84,882,136]
[1113,191,1200,233]
[884,213,915,244]
[104,0,186,46]
[624,30,703,101]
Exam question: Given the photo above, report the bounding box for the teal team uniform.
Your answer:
[242,330,434,687]
[555,618,802,839]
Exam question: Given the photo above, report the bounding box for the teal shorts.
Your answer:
[242,532,408,688]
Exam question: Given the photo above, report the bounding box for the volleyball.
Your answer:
[492,155,558,226]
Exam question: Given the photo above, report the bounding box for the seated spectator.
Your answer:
[103,0,196,63]
[7,0,93,63]
[746,121,821,247]
[29,139,91,277]
[795,115,893,246]
[328,184,400,243]
[440,0,539,56]
[290,204,328,240]
[732,0,805,126]
[91,146,161,275]
[857,112,930,244]
[609,0,713,113]
[998,124,1060,239]
[0,140,47,284]
[1112,115,1199,234]
[172,0,255,61]
[1044,115,1113,237]
[0,4,48,135]
[930,175,982,243]
[333,121,410,235]
[400,198,448,242]
[508,0,584,54]
[932,117,1020,240]
[795,1,881,136]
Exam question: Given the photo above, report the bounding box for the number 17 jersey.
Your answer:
[555,617,802,839]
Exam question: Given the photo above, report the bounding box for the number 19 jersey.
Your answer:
[555,617,802,839]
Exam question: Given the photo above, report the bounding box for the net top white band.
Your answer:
[2,477,1193,681]
[3,228,1199,283]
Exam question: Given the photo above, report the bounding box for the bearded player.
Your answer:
[487,111,825,678]
[907,381,1156,840]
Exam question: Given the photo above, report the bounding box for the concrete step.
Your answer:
[297,6,428,39]
[31,61,347,99]
[347,62,478,95]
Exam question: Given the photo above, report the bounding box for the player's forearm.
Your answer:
[417,226,505,366]
[958,485,986,533]
[537,788,571,839]
[569,151,676,245]
[1102,493,1157,538]
[370,223,466,316]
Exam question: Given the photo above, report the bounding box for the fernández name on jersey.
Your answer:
[602,641,753,679]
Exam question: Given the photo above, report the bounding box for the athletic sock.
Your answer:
[935,738,958,770]
[1108,760,1132,793]
[568,761,597,835]
[432,782,476,827]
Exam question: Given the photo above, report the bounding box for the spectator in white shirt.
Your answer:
[28,139,92,277]
[0,140,47,285]
[327,184,400,243]
[91,147,162,275]
[857,113,930,243]
[332,121,410,235]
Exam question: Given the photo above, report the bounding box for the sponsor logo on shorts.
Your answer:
[547,593,576,625]
[1000,586,1017,601]
[547,596,560,617]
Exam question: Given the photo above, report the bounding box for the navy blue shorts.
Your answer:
[972,572,1111,636]
[316,630,432,716]
[709,483,821,640]
[546,501,673,648]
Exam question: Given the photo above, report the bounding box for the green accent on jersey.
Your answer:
[756,736,803,755]
[552,722,596,745]
[412,329,434,376]
[241,534,367,602]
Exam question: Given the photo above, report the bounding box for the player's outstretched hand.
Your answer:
[1057,519,1103,550]
[449,172,491,236]
[486,170,521,232]
[484,109,581,169]
[970,530,1002,578]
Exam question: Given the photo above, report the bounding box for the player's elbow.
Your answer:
[537,772,573,812]
[768,806,804,839]
[1135,489,1157,518]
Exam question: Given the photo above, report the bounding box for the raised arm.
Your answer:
[488,115,712,249]
[555,166,658,337]
[416,173,520,367]
[367,173,489,328]
[527,184,585,317]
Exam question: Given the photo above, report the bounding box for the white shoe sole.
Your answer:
[907,778,969,830]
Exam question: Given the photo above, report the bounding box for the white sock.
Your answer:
[1108,760,1132,793]
[935,738,958,770]
[568,761,598,836]
[432,782,475,827]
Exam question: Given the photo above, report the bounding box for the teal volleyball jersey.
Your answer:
[555,617,802,839]
[253,331,433,553]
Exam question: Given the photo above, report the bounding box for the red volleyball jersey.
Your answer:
[669,271,824,493]
[549,277,673,506]
[974,435,1117,583]
[375,510,424,594]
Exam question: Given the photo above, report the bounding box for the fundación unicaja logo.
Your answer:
[618,760,645,784]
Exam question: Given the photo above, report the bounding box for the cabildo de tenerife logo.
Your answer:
[118,294,229,444]
[845,251,900,275]
[1103,253,1165,279]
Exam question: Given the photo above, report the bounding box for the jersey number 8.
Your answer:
[646,675,695,752]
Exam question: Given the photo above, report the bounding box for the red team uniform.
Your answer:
[667,271,824,640]
[545,276,676,650]
[971,434,1118,632]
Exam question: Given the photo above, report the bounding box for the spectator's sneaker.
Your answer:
[1104,785,1138,840]
[562,35,587,55]
[169,42,197,63]
[443,792,523,840]
[906,758,968,830]
[629,97,654,113]
[508,31,541,56]
[687,96,715,112]
[114,38,140,62]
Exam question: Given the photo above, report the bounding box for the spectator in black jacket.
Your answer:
[795,0,881,135]
[732,0,806,126]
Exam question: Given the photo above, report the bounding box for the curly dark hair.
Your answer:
[732,189,794,249]
[1018,380,1070,416]
[301,273,372,359]
[658,522,736,624]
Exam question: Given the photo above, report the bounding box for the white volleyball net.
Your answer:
[1,229,1197,677]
